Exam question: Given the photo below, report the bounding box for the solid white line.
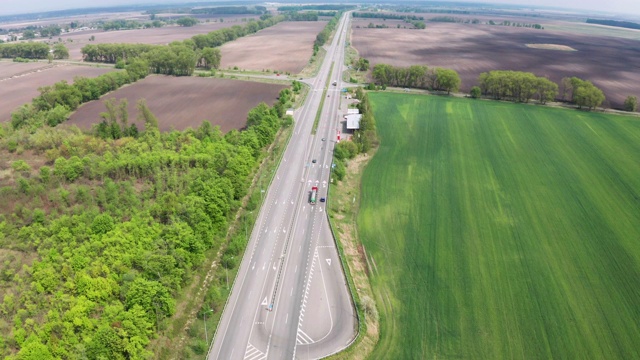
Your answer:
[285,313,289,324]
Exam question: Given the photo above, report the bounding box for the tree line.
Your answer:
[560,77,606,110]
[11,59,149,131]
[314,12,340,54]
[277,4,354,11]
[82,15,285,76]
[371,64,461,94]
[353,12,424,21]
[0,82,295,359]
[0,42,62,59]
[285,11,319,21]
[586,18,640,30]
[477,70,558,103]
[192,6,266,15]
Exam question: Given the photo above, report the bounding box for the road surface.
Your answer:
[208,13,357,360]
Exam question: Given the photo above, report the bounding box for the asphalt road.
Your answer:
[208,13,357,360]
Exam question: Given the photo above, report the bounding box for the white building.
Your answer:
[345,114,362,130]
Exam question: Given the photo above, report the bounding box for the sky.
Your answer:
[0,0,639,17]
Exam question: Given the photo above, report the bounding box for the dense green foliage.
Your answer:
[624,96,638,112]
[371,64,461,93]
[561,76,606,110]
[11,62,148,131]
[0,42,51,59]
[587,18,640,30]
[284,11,319,21]
[0,95,289,358]
[176,17,198,27]
[361,92,640,359]
[313,13,340,54]
[38,25,62,38]
[102,19,141,31]
[479,70,559,103]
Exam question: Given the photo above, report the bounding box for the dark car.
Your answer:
[312,159,317,163]
[320,197,326,202]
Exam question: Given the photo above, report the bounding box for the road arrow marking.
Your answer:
[326,259,332,266]
[261,297,268,306]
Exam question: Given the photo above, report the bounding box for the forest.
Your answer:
[0,75,295,358]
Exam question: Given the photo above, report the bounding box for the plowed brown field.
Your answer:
[67,75,286,132]
[220,21,326,73]
[0,64,115,123]
[59,18,254,61]
[352,23,640,108]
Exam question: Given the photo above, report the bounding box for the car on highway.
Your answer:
[312,159,317,163]
[322,138,326,141]
[320,197,326,202]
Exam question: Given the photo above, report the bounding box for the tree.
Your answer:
[470,86,481,98]
[52,43,69,59]
[198,47,221,69]
[572,80,605,110]
[22,30,36,39]
[137,99,159,131]
[435,68,461,94]
[353,57,369,72]
[177,17,198,27]
[623,96,638,112]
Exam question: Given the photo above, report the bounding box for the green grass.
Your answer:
[360,93,640,359]
[313,62,334,134]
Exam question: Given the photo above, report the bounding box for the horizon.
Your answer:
[0,0,639,18]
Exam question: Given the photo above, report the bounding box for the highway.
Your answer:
[208,12,357,360]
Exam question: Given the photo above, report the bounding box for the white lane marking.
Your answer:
[285,313,289,324]
[326,258,332,266]
[295,265,297,273]
[261,297,268,306]
[290,287,293,297]
[262,262,266,270]
[296,328,315,345]
[252,262,255,270]
[244,342,266,360]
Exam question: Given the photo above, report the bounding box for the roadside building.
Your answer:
[345,114,361,130]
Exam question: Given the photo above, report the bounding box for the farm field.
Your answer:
[359,92,640,359]
[219,21,326,73]
[0,60,52,79]
[351,23,640,108]
[58,18,253,61]
[68,75,286,132]
[0,64,115,123]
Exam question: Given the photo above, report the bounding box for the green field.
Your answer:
[359,93,640,359]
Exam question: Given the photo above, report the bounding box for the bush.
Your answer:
[470,86,481,99]
[623,96,638,112]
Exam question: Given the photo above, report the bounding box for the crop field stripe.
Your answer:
[360,93,640,359]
